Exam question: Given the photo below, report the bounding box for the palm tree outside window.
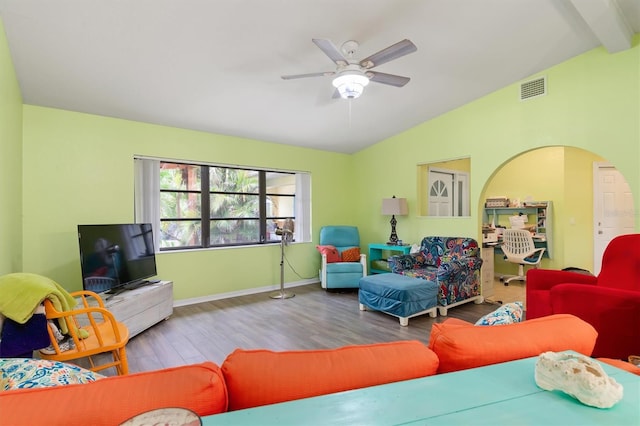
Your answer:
[134,158,311,250]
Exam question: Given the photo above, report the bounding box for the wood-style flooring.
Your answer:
[110,278,525,376]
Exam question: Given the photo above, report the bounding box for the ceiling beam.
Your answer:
[570,0,633,53]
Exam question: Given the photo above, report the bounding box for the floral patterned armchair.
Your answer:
[388,237,483,315]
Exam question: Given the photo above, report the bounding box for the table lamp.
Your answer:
[381,196,408,245]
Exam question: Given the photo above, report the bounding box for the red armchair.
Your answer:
[526,233,640,360]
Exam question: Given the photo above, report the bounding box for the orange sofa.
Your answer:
[2,313,633,425]
[0,340,438,425]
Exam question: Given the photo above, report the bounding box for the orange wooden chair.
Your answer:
[39,290,130,375]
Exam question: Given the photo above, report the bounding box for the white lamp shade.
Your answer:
[381,197,408,215]
[332,72,370,99]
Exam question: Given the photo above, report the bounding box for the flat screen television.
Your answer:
[78,223,157,294]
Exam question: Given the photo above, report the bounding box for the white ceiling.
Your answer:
[0,1,638,154]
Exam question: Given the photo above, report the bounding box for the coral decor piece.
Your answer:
[534,351,623,409]
[119,407,201,426]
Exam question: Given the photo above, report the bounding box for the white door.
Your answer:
[456,173,470,216]
[428,170,453,216]
[428,168,470,216]
[593,163,635,274]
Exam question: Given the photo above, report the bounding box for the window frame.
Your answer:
[134,157,310,252]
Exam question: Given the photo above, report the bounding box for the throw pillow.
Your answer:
[429,314,598,373]
[475,301,524,326]
[316,245,341,263]
[0,358,104,390]
[341,247,361,262]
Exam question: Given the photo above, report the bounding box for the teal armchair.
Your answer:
[318,226,367,289]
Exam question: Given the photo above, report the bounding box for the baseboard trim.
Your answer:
[173,278,319,307]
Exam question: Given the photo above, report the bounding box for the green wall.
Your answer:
[353,37,640,272]
[21,107,356,299]
[0,20,23,275]
[2,14,639,301]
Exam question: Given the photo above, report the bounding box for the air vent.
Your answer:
[520,76,547,101]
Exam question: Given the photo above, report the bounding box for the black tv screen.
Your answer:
[78,223,157,293]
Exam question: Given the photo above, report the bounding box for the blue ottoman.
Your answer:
[358,273,438,326]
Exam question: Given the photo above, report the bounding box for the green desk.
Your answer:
[202,355,639,425]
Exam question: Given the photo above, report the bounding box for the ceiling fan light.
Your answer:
[337,83,364,99]
[332,72,370,99]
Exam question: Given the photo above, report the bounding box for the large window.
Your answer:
[134,158,311,251]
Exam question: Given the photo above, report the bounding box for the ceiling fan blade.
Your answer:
[367,71,411,87]
[360,39,417,69]
[281,71,335,80]
[312,39,348,65]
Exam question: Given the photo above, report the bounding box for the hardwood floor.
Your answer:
[485,278,527,307]
[108,278,525,376]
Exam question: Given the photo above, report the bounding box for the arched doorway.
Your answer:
[480,146,635,277]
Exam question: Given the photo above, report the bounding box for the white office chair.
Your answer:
[501,229,545,285]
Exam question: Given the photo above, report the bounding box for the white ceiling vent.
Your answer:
[520,76,547,101]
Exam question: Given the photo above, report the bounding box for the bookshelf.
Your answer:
[483,201,552,258]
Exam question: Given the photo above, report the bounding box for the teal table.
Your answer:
[368,243,412,274]
[202,355,639,425]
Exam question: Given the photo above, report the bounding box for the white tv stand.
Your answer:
[103,280,173,338]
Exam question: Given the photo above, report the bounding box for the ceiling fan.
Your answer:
[281,38,417,100]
